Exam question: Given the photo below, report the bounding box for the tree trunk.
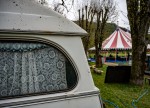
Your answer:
[130,34,146,85]
[78,7,95,57]
[95,11,102,68]
[95,48,101,68]
[95,28,101,68]
[126,0,150,86]
[78,10,81,27]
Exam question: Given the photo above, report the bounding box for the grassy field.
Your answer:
[90,63,150,108]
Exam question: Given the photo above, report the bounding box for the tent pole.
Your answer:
[115,49,117,62]
[125,51,127,62]
[105,51,106,62]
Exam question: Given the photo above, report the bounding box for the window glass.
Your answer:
[0,41,77,99]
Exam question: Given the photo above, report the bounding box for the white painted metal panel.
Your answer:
[0,0,102,107]
[0,35,102,108]
[0,0,87,36]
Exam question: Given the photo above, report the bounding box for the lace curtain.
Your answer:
[0,42,68,98]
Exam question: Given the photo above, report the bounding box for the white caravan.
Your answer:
[0,0,103,108]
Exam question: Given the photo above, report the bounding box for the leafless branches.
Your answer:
[77,0,117,67]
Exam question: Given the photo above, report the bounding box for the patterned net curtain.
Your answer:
[0,42,68,98]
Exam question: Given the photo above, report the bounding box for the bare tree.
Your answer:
[53,0,68,14]
[94,0,117,67]
[77,0,117,68]
[126,0,150,85]
[37,0,74,15]
[78,2,96,56]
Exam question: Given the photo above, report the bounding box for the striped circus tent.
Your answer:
[102,28,132,50]
[89,28,132,50]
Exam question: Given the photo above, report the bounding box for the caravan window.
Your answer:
[0,41,77,99]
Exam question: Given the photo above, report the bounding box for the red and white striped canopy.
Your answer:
[89,28,150,51]
[102,28,132,50]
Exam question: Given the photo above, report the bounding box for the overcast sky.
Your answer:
[47,0,129,29]
[64,0,129,29]
[114,0,129,29]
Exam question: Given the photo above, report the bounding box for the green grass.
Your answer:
[89,52,130,58]
[90,63,150,108]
